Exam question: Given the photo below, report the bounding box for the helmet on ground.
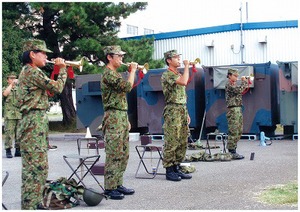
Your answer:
[83,188,105,206]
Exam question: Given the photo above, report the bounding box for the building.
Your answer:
[123,20,298,66]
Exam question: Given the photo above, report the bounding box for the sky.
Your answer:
[124,0,299,33]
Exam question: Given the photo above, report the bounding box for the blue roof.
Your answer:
[123,20,298,41]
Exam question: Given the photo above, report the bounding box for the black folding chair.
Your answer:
[2,171,9,210]
[63,137,104,191]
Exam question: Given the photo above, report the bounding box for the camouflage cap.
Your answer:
[228,68,239,75]
[164,50,181,59]
[23,39,53,53]
[103,45,126,55]
[7,72,17,78]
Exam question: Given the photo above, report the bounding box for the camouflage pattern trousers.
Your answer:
[17,110,49,210]
[102,110,129,190]
[4,119,20,149]
[162,105,189,168]
[226,106,243,150]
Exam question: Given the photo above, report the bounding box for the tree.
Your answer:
[2,3,31,85]
[8,2,149,126]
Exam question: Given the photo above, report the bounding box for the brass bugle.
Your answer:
[46,57,86,72]
[189,58,201,65]
[122,62,149,74]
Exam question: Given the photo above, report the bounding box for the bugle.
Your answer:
[121,62,149,74]
[189,58,201,65]
[46,57,86,72]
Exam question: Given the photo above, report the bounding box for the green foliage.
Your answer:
[2,3,31,86]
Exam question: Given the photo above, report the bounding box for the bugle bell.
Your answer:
[189,58,201,65]
[241,74,254,81]
[122,62,149,74]
[46,57,86,72]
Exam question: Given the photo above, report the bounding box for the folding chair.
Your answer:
[135,137,165,179]
[205,132,227,155]
[63,137,104,191]
[2,171,9,210]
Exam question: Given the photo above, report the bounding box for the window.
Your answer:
[144,28,154,35]
[127,25,138,35]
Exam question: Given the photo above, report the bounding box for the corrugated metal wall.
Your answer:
[122,21,297,66]
[153,27,298,66]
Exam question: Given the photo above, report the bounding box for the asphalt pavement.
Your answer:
[2,133,298,210]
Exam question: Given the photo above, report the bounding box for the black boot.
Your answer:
[228,149,244,160]
[173,165,192,179]
[6,148,13,158]
[15,148,21,157]
[166,166,181,181]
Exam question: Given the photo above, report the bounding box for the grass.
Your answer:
[257,181,298,206]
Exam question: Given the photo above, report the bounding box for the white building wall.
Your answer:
[152,27,298,66]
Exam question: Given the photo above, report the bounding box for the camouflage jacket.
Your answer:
[161,70,187,105]
[225,80,248,107]
[2,86,22,119]
[101,67,132,111]
[16,64,67,113]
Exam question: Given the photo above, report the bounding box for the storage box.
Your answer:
[141,135,152,145]
[91,162,105,175]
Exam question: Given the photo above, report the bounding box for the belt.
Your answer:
[106,107,127,112]
[167,102,185,106]
[227,105,241,108]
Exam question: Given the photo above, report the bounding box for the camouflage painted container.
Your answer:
[75,73,137,137]
[137,67,205,138]
[277,61,298,134]
[203,62,280,136]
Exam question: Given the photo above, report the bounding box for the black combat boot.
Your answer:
[15,148,21,157]
[6,148,13,158]
[228,149,244,160]
[166,166,181,181]
[173,165,192,179]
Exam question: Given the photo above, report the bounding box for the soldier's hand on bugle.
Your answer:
[128,62,138,72]
[183,59,189,67]
[52,58,66,68]
[241,76,247,82]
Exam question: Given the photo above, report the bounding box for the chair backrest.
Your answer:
[77,137,100,156]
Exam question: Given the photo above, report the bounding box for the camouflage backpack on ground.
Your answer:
[42,177,84,210]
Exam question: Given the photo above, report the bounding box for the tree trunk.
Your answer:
[42,7,76,126]
[60,80,76,126]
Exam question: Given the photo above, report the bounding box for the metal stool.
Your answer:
[2,171,9,210]
[135,141,165,179]
[205,132,227,154]
[63,137,104,191]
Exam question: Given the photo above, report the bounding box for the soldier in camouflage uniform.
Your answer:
[101,45,136,200]
[2,72,22,158]
[161,50,192,181]
[16,39,67,209]
[225,68,248,160]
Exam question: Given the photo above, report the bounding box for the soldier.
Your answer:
[225,68,248,159]
[16,39,67,209]
[101,45,136,200]
[2,72,22,158]
[161,50,192,181]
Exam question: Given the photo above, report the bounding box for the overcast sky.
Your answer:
[124,0,299,33]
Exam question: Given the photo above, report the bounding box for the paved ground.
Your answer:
[2,134,298,210]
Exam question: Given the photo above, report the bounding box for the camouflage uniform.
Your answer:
[225,69,248,150]
[101,63,132,190]
[2,73,22,151]
[16,39,67,210]
[161,50,189,169]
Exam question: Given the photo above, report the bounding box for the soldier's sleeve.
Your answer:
[31,67,67,94]
[104,70,131,92]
